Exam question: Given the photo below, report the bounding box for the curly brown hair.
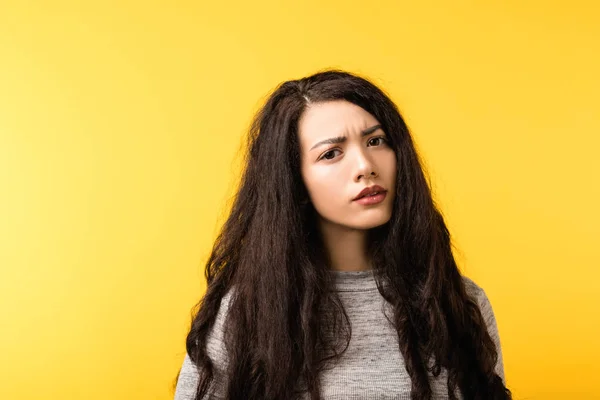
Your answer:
[182,70,512,400]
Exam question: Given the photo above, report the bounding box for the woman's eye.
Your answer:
[368,137,386,146]
[321,149,340,160]
[319,138,387,161]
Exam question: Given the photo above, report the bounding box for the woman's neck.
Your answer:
[318,218,372,272]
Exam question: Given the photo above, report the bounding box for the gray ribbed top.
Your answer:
[174,270,505,399]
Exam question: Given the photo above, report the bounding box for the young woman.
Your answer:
[173,70,512,399]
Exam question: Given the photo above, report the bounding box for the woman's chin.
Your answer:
[345,213,392,231]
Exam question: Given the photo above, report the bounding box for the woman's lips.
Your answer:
[353,185,386,200]
[353,191,387,205]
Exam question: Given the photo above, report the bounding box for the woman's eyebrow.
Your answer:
[309,124,382,151]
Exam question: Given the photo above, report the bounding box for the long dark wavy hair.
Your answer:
[182,70,511,400]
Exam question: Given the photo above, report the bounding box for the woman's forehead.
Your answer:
[298,101,379,148]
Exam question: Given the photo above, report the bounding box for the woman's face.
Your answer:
[298,100,397,230]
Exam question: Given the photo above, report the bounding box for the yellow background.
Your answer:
[1,1,598,399]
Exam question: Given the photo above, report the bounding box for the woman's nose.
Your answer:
[353,151,378,182]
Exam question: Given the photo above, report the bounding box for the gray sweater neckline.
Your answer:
[329,269,379,292]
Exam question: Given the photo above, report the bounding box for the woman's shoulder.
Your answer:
[461,275,485,299]
[206,288,235,363]
[459,274,506,382]
[460,275,498,330]
[174,289,235,400]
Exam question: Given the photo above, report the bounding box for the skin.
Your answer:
[297,100,397,271]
